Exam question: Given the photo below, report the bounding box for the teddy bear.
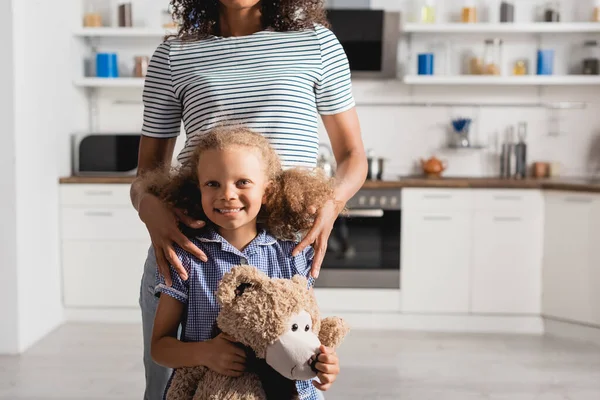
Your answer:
[165,265,350,400]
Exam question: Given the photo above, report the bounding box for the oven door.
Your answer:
[315,208,401,289]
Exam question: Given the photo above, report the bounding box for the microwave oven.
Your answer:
[72,133,141,176]
[325,9,400,79]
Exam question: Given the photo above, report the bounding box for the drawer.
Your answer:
[474,189,543,212]
[60,184,132,206]
[402,188,473,211]
[61,206,149,240]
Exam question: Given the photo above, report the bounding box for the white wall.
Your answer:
[64,0,600,180]
[0,0,19,355]
[0,0,71,354]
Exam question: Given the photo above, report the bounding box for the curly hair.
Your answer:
[141,126,334,240]
[168,0,329,39]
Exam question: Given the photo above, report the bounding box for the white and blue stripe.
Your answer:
[141,24,355,168]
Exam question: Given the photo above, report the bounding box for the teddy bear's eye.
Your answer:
[304,324,310,332]
[292,324,298,332]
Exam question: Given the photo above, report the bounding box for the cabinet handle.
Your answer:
[423,194,452,199]
[564,197,593,204]
[84,211,114,217]
[493,195,522,201]
[493,216,522,222]
[422,216,452,221]
[84,190,113,196]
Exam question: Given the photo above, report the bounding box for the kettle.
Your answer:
[367,149,385,181]
[420,156,448,178]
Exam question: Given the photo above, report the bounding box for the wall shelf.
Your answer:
[403,75,600,86]
[73,27,176,38]
[73,78,145,88]
[402,23,600,34]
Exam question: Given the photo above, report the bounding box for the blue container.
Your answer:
[96,53,119,78]
[536,50,554,75]
[418,53,435,75]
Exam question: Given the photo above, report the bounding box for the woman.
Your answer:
[131,0,367,398]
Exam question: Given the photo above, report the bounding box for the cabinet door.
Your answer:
[589,197,600,326]
[62,241,150,308]
[401,210,472,313]
[471,211,542,314]
[542,193,594,324]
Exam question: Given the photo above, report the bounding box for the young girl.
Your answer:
[144,126,341,399]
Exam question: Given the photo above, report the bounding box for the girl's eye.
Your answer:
[237,179,251,186]
[206,181,219,188]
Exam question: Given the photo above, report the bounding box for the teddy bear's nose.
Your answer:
[309,351,321,373]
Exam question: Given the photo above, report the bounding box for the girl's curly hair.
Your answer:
[168,0,329,39]
[141,126,334,240]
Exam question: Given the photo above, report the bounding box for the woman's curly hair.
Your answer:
[141,126,334,240]
[169,0,329,39]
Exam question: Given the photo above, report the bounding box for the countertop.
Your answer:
[58,176,600,193]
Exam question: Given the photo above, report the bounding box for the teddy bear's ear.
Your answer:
[217,265,266,306]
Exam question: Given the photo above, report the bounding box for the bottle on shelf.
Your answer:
[419,0,436,23]
[462,0,478,23]
[543,1,560,22]
[500,1,515,23]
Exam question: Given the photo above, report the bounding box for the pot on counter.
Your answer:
[421,156,448,178]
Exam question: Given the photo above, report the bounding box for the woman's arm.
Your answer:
[293,108,367,277]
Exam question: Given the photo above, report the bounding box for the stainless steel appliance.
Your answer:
[325,9,400,79]
[72,133,141,176]
[315,189,401,289]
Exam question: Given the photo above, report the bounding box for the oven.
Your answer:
[314,189,401,289]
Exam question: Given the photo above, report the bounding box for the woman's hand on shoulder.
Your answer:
[292,199,343,278]
[138,194,208,286]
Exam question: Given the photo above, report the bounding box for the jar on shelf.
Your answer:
[582,40,600,75]
[83,0,103,27]
[483,38,503,75]
[594,0,600,22]
[513,60,528,75]
[462,0,478,23]
[544,1,560,22]
[417,0,436,23]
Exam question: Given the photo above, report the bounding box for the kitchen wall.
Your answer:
[65,0,600,179]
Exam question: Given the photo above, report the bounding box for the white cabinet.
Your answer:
[402,188,543,315]
[542,192,600,326]
[60,184,149,308]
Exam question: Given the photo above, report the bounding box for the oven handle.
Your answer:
[342,209,384,218]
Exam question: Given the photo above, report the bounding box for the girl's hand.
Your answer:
[138,194,207,286]
[292,199,343,278]
[312,345,340,391]
[202,333,247,377]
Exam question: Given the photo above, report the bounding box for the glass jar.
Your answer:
[83,0,103,27]
[582,40,600,75]
[544,1,560,22]
[513,60,528,75]
[462,0,478,23]
[483,38,503,75]
[419,0,436,23]
[594,0,600,22]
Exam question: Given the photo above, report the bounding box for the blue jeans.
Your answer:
[139,246,172,400]
[139,246,326,400]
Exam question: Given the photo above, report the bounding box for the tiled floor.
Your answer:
[1,323,600,399]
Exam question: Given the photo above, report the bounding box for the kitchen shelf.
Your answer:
[403,75,600,86]
[73,27,176,38]
[73,78,145,88]
[402,23,600,34]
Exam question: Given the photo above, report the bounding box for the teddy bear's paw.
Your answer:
[318,316,350,349]
[166,366,206,400]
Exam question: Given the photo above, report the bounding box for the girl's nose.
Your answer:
[221,185,238,200]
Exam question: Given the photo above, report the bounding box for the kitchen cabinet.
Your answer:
[542,192,599,326]
[401,189,473,313]
[402,188,543,315]
[60,184,149,308]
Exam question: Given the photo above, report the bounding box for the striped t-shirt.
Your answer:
[141,24,355,168]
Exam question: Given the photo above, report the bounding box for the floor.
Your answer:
[1,324,600,400]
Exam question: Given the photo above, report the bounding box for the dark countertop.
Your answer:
[59,176,600,193]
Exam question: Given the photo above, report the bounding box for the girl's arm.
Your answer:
[151,295,248,375]
[151,294,205,368]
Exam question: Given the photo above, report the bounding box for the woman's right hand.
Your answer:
[200,333,247,377]
[138,194,207,286]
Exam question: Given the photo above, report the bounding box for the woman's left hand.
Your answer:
[311,345,340,391]
[293,199,342,278]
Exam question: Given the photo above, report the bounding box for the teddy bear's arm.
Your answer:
[166,366,206,400]
[318,316,350,349]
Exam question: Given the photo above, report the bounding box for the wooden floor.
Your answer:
[1,323,600,399]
